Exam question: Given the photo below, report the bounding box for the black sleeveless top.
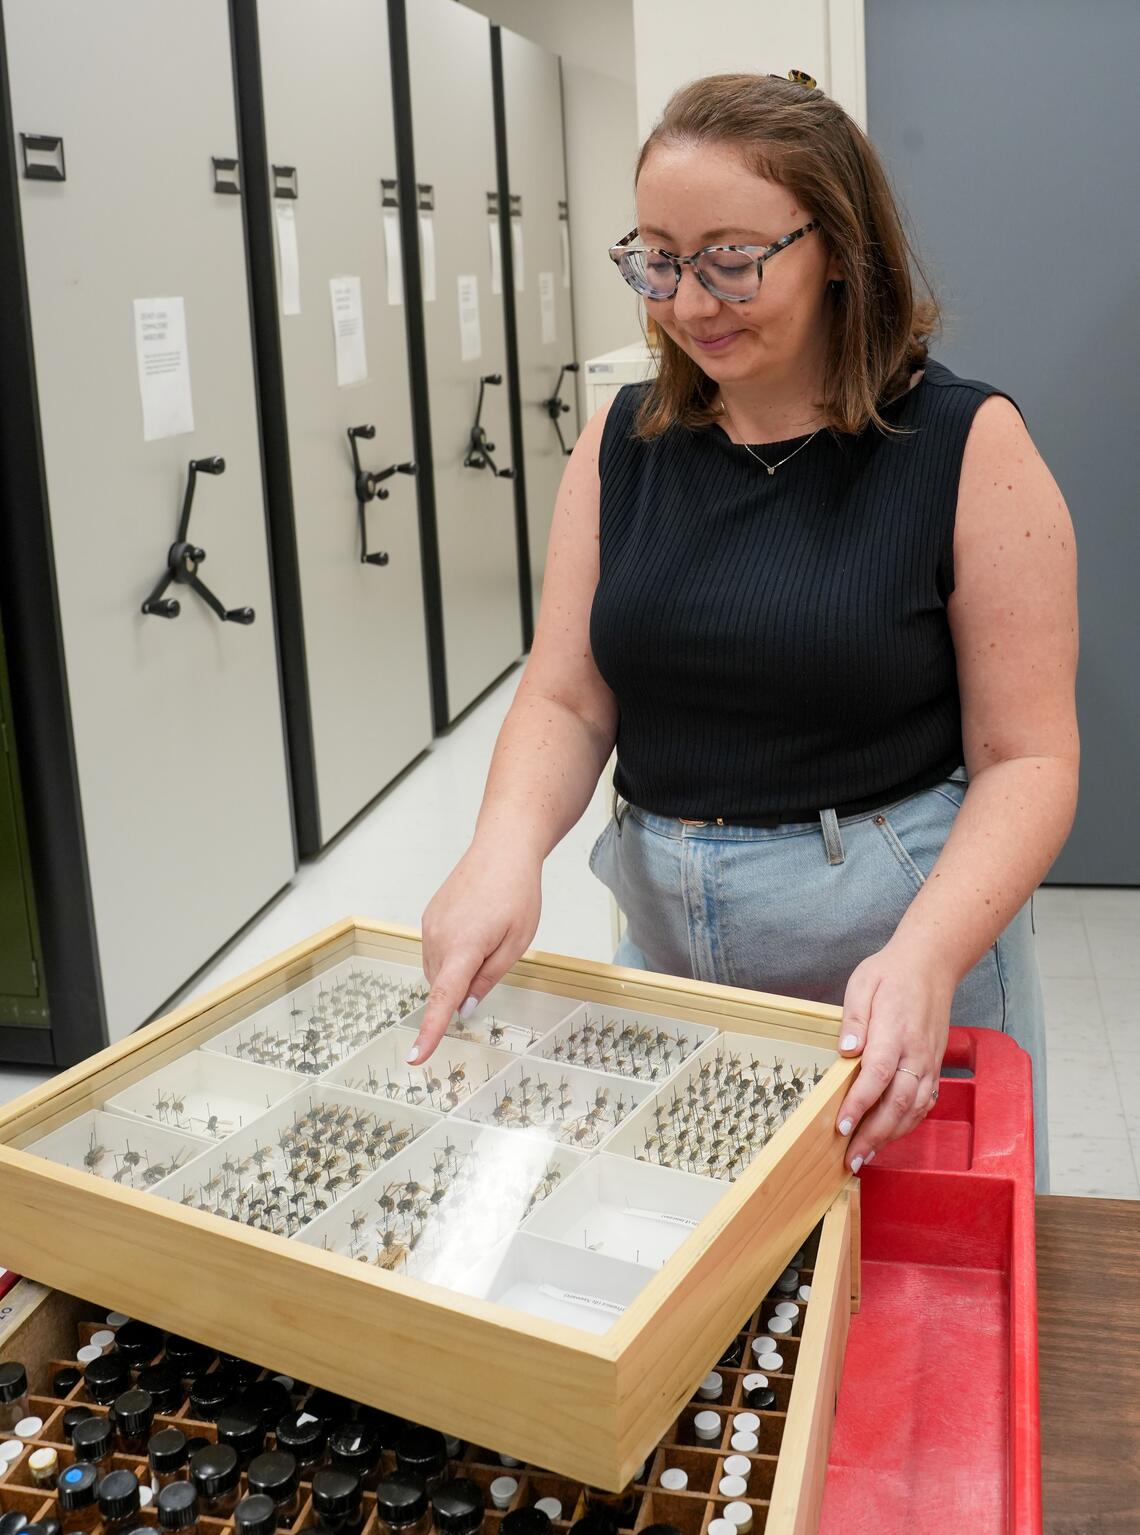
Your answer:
[589,357,1021,820]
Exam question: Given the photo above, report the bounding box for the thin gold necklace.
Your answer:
[716,399,823,475]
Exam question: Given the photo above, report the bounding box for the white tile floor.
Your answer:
[3,666,1138,1200]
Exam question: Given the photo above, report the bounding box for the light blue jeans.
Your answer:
[588,766,1049,1190]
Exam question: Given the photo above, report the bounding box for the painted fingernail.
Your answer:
[851,1155,864,1173]
[458,995,479,1021]
[405,1041,422,1063]
[864,1149,876,1164]
[840,1034,859,1051]
[838,1118,853,1136]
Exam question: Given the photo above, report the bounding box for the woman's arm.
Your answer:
[834,392,1079,1168]
[410,394,621,1061]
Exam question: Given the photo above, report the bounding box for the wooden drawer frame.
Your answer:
[0,918,857,1495]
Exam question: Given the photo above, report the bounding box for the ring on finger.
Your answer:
[895,1065,922,1082]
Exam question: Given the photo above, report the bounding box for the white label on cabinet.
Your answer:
[511,218,524,291]
[133,297,194,441]
[488,216,503,297]
[539,271,556,345]
[274,204,301,315]
[383,211,403,307]
[457,274,481,362]
[329,276,368,387]
[560,221,571,288]
[419,213,436,302]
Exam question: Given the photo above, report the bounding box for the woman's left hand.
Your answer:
[832,938,956,1172]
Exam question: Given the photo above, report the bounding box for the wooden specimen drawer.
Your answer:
[0,919,858,1498]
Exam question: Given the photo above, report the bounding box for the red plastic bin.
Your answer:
[820,1026,1041,1534]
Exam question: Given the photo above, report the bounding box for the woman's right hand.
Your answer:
[408,843,543,1063]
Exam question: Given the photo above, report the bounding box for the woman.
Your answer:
[410,72,1077,1191]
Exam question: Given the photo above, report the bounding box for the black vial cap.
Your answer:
[312,1469,364,1521]
[304,1388,353,1422]
[373,1477,427,1527]
[218,1354,262,1387]
[190,1443,241,1498]
[432,1477,485,1535]
[0,1362,28,1403]
[114,1321,163,1368]
[37,1522,62,1535]
[217,1409,265,1464]
[148,1426,190,1475]
[393,1425,446,1483]
[744,1386,777,1411]
[569,1519,617,1535]
[248,1450,299,1500]
[84,1351,130,1403]
[234,1378,293,1432]
[157,1482,200,1533]
[0,1518,28,1535]
[503,1511,553,1535]
[329,1421,381,1478]
[189,1370,239,1422]
[716,1337,744,1369]
[97,1468,141,1520]
[112,1387,155,1438]
[61,1405,96,1442]
[56,1464,99,1511]
[52,1366,82,1396]
[234,1494,278,1535]
[137,1363,186,1414]
[641,1526,684,1535]
[162,1337,218,1380]
[275,1409,328,1460]
[355,1405,405,1449]
[72,1414,115,1463]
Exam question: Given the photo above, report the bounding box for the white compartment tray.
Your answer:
[324,1026,511,1111]
[25,1109,208,1191]
[449,1231,656,1334]
[454,1058,654,1149]
[445,983,579,1053]
[105,1052,306,1139]
[521,1152,728,1269]
[530,1002,716,1083]
[295,1120,584,1282]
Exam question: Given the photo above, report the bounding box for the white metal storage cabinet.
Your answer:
[232,0,434,854]
[0,0,295,1054]
[390,0,525,729]
[493,24,581,643]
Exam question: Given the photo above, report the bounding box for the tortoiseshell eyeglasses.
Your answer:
[608,220,820,304]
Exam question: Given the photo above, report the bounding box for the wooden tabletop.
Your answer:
[1038,1193,1140,1532]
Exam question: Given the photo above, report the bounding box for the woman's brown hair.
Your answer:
[630,72,942,441]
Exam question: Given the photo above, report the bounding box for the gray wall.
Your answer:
[867,0,1140,884]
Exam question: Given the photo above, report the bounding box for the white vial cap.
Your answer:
[751,1336,777,1357]
[724,1501,754,1532]
[90,1330,116,1349]
[693,1409,722,1440]
[76,1344,103,1363]
[732,1412,760,1434]
[741,1374,768,1393]
[634,1461,647,1483]
[28,1449,56,1473]
[272,1375,294,1391]
[444,1435,463,1457]
[14,1417,43,1438]
[0,1441,23,1463]
[723,1455,751,1477]
[774,1302,798,1319]
[767,1316,794,1336]
[490,1477,519,1508]
[718,1475,749,1498]
[660,1468,689,1491]
[708,1521,736,1535]
[106,1312,130,1327]
[730,1430,759,1454]
[498,1453,523,1468]
[698,1371,723,1400]
[535,1499,563,1521]
[798,1284,812,1303]
[761,1352,784,1372]
[139,1485,155,1508]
